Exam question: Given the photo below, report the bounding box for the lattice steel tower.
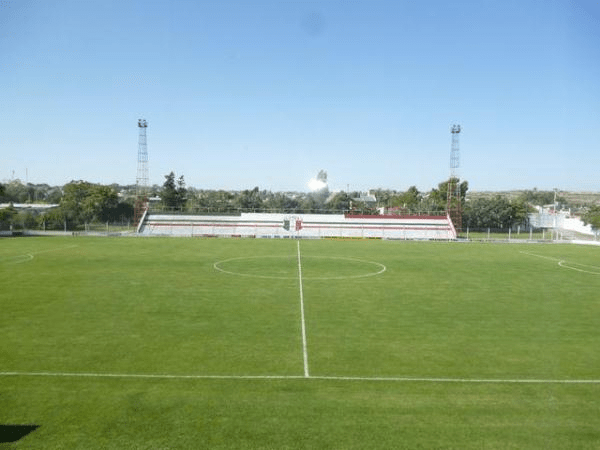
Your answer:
[134,119,149,228]
[447,124,462,232]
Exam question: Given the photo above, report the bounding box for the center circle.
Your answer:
[214,255,386,280]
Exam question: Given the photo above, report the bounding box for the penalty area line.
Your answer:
[1,371,600,384]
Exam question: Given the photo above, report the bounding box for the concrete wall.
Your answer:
[562,217,595,236]
[529,213,596,236]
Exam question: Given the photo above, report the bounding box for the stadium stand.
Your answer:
[139,213,457,240]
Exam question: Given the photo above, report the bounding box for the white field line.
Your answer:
[313,376,600,384]
[1,371,600,384]
[213,255,386,280]
[297,240,310,378]
[30,244,79,255]
[558,260,600,275]
[0,253,34,264]
[520,251,600,275]
[1,245,79,264]
[519,251,562,262]
[0,371,304,380]
[6,248,597,384]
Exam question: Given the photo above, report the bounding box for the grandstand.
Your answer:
[138,212,457,240]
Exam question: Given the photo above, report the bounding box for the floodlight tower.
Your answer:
[447,124,462,232]
[134,119,149,228]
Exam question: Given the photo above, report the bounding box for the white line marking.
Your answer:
[1,245,79,265]
[0,254,34,264]
[0,371,304,380]
[30,245,79,255]
[297,240,310,378]
[313,376,600,384]
[1,371,599,384]
[520,251,600,275]
[558,261,600,275]
[519,251,562,262]
[213,255,386,280]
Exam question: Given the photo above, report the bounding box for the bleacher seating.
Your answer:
[139,213,457,240]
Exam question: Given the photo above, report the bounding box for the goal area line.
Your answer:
[1,371,599,384]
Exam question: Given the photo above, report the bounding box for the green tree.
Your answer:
[196,190,235,212]
[60,181,120,228]
[0,205,17,230]
[45,186,63,204]
[300,195,319,213]
[263,192,300,212]
[327,191,351,212]
[235,187,263,211]
[14,211,38,230]
[433,178,468,204]
[391,186,421,211]
[82,185,119,222]
[177,176,187,207]
[60,181,90,226]
[519,189,565,207]
[463,196,528,229]
[425,178,468,213]
[0,182,62,204]
[582,206,600,231]
[39,207,67,230]
[161,172,187,210]
[109,201,134,222]
[161,172,177,208]
[370,189,397,209]
[3,180,34,203]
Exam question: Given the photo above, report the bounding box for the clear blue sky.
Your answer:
[1,0,599,192]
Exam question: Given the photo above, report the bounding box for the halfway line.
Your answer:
[297,240,310,378]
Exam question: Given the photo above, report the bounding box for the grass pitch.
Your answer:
[1,237,600,448]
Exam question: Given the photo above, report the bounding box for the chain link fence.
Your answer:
[460,226,599,242]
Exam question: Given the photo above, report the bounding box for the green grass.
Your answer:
[2,237,600,448]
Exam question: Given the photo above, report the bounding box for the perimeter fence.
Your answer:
[2,220,135,237]
[4,219,598,243]
[460,226,599,243]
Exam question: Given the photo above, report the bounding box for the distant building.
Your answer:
[352,191,377,206]
[0,203,59,212]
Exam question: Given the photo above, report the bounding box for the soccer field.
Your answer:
[1,237,600,448]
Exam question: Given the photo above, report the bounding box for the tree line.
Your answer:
[0,181,134,231]
[2,176,599,232]
[152,175,579,231]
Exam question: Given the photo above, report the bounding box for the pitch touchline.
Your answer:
[1,371,599,384]
[297,240,310,378]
